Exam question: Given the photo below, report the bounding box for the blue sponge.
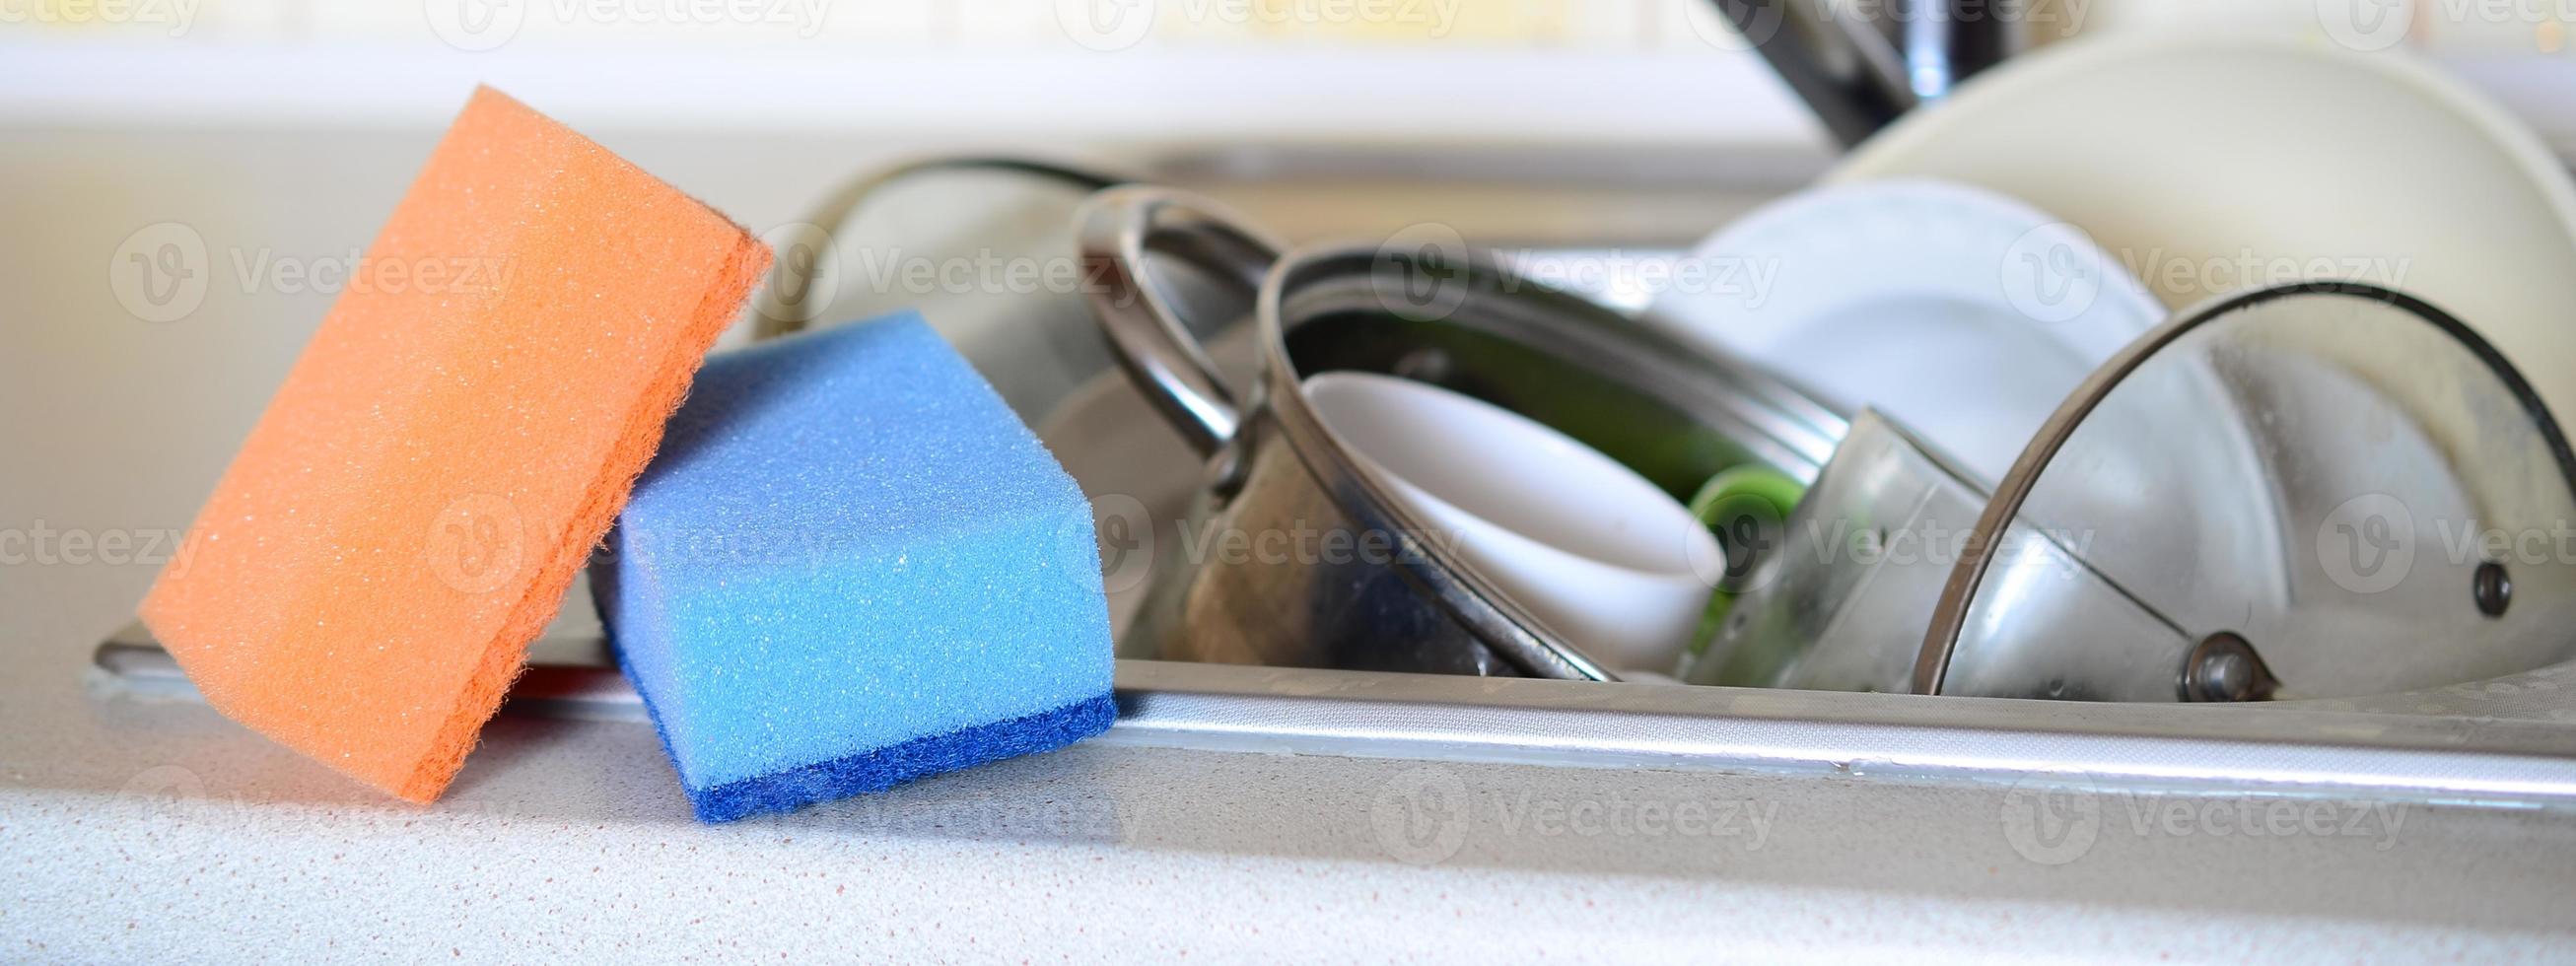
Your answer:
[592,311,1116,822]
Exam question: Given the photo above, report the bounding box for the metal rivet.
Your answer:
[2181,632,2281,703]
[1204,447,1247,509]
[2473,560,2512,618]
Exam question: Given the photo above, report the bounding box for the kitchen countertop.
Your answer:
[16,586,2576,962]
[7,127,2576,963]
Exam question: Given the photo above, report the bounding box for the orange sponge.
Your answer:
[140,87,771,802]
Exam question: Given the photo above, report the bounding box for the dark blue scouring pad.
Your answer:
[592,311,1115,822]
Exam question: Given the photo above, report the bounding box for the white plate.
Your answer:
[1646,178,2164,483]
[1829,35,2576,427]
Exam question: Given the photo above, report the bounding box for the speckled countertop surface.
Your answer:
[14,581,2576,962]
[8,128,2576,963]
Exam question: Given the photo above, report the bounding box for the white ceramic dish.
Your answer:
[1828,35,2576,426]
[1302,372,1722,673]
[1646,178,2165,483]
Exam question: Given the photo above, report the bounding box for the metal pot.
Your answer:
[1078,184,1844,679]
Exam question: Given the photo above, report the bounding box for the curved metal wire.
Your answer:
[753,156,1129,342]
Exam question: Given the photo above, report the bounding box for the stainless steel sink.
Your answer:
[90,144,2576,814]
[94,601,2576,810]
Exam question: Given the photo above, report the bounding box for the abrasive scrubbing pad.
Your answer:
[139,87,772,802]
[592,311,1115,822]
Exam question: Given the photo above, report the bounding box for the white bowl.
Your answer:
[1830,35,2576,425]
[1302,372,1722,673]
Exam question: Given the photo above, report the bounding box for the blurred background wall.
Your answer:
[3,0,2572,645]
[0,0,2566,150]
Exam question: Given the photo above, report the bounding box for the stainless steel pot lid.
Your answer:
[1923,281,2576,701]
[1697,281,2576,701]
